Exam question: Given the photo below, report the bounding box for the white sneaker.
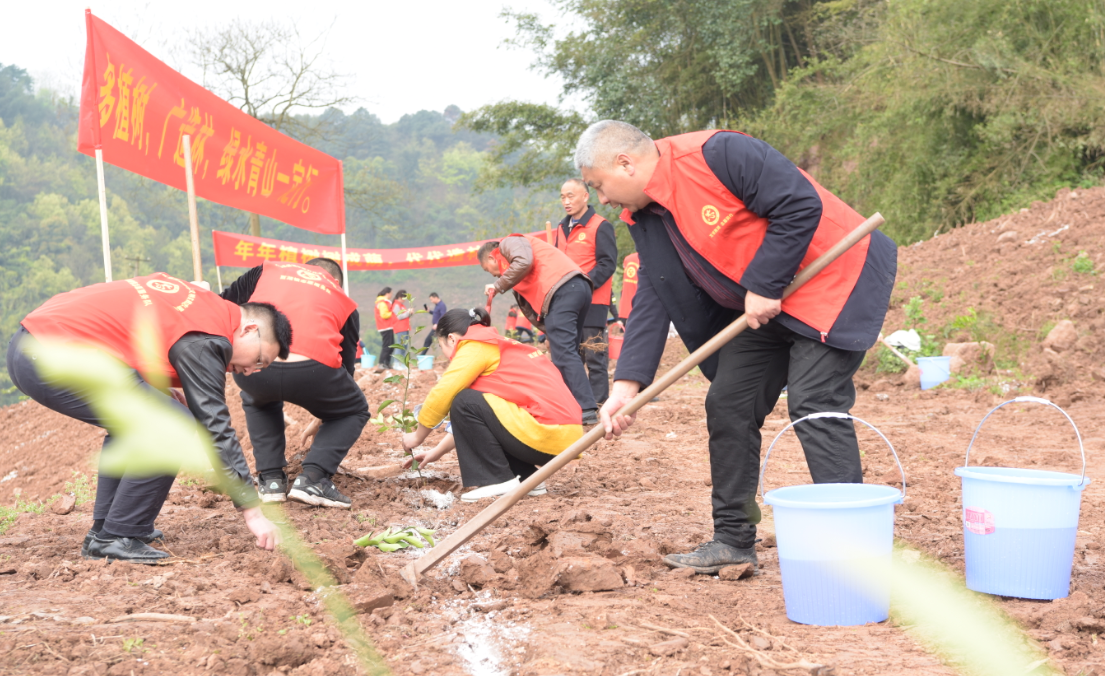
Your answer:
[460,477,520,502]
[528,482,547,497]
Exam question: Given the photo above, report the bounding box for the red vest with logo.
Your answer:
[374,296,395,331]
[21,273,241,387]
[618,253,640,319]
[248,261,357,369]
[392,299,411,333]
[450,325,581,425]
[491,234,583,319]
[505,308,518,332]
[554,212,613,305]
[621,130,870,336]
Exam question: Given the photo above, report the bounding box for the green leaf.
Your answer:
[383,375,404,384]
[376,399,396,414]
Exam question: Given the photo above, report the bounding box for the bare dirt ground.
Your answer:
[3,186,1105,676]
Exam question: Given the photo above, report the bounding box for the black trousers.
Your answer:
[378,329,394,368]
[450,389,556,486]
[580,325,609,404]
[515,327,534,344]
[706,321,865,549]
[543,276,597,412]
[234,360,369,479]
[6,327,178,538]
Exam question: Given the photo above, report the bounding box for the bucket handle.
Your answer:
[759,412,906,501]
[964,396,1086,485]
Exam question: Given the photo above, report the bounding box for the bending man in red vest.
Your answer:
[554,178,618,405]
[221,258,369,509]
[401,308,583,501]
[581,121,897,574]
[6,274,292,564]
[477,236,598,424]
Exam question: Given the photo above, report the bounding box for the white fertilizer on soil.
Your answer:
[420,489,455,509]
[438,593,530,676]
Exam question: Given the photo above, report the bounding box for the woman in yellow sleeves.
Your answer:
[402,307,583,501]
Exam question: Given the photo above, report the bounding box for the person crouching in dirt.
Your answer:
[6,274,291,564]
[580,121,897,574]
[477,237,599,425]
[220,258,369,509]
[400,308,583,502]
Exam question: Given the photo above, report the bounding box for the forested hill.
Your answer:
[0,64,560,403]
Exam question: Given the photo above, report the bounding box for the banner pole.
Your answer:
[182,134,203,282]
[216,265,224,293]
[340,233,349,295]
[95,149,112,282]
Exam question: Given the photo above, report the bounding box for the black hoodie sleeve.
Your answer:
[219,265,263,304]
[339,309,360,376]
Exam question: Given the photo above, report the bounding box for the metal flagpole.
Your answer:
[340,233,349,295]
[95,149,112,282]
[182,135,203,282]
[216,266,224,293]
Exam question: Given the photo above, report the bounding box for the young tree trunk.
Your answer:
[249,212,261,237]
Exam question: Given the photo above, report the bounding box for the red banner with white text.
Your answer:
[78,11,345,234]
[212,230,546,271]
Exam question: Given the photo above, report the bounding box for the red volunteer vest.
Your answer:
[248,261,357,369]
[621,130,870,336]
[618,253,640,319]
[516,313,533,331]
[554,212,613,305]
[374,296,395,331]
[491,234,583,319]
[392,299,411,332]
[505,308,518,332]
[450,325,581,425]
[21,273,241,387]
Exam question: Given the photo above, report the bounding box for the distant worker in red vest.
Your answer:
[402,308,583,501]
[509,305,536,343]
[220,258,368,509]
[391,290,413,361]
[373,287,396,371]
[578,121,896,574]
[477,235,598,425]
[7,274,292,564]
[618,253,640,322]
[554,178,618,405]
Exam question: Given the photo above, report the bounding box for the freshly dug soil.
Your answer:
[4,186,1105,675]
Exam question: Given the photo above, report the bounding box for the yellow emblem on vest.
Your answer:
[702,205,720,226]
[578,232,587,242]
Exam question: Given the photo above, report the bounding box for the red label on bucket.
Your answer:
[964,508,995,535]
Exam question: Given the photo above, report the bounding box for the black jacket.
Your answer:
[614,132,896,386]
[220,265,361,376]
[557,206,618,327]
[168,333,259,507]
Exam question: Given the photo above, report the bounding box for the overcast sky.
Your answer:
[0,1,576,123]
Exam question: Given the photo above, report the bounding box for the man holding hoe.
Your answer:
[477,235,598,425]
[6,273,291,564]
[553,178,618,405]
[221,257,368,509]
[583,121,897,574]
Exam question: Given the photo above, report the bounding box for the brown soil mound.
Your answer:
[864,185,1105,404]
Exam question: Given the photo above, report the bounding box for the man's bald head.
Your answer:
[574,120,655,171]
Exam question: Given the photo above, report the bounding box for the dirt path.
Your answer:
[2,349,1104,676]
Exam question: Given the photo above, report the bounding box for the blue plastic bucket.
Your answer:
[761,412,905,626]
[955,396,1090,600]
[361,353,377,368]
[916,356,951,390]
[417,355,435,371]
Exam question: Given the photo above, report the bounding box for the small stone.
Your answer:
[227,587,261,605]
[51,494,76,515]
[760,533,777,548]
[410,661,427,675]
[876,393,890,402]
[718,563,754,581]
[1075,616,1105,633]
[750,636,772,651]
[639,477,657,490]
[343,583,393,613]
[489,549,514,573]
[649,636,689,656]
[310,632,329,648]
[997,230,1018,243]
[459,555,497,588]
[71,616,95,625]
[556,556,624,591]
[1043,320,1078,353]
[669,567,695,579]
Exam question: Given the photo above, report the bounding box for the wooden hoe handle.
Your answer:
[401,213,886,587]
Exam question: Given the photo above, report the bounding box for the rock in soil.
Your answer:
[556,556,624,592]
[718,562,754,580]
[459,554,497,588]
[649,636,689,656]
